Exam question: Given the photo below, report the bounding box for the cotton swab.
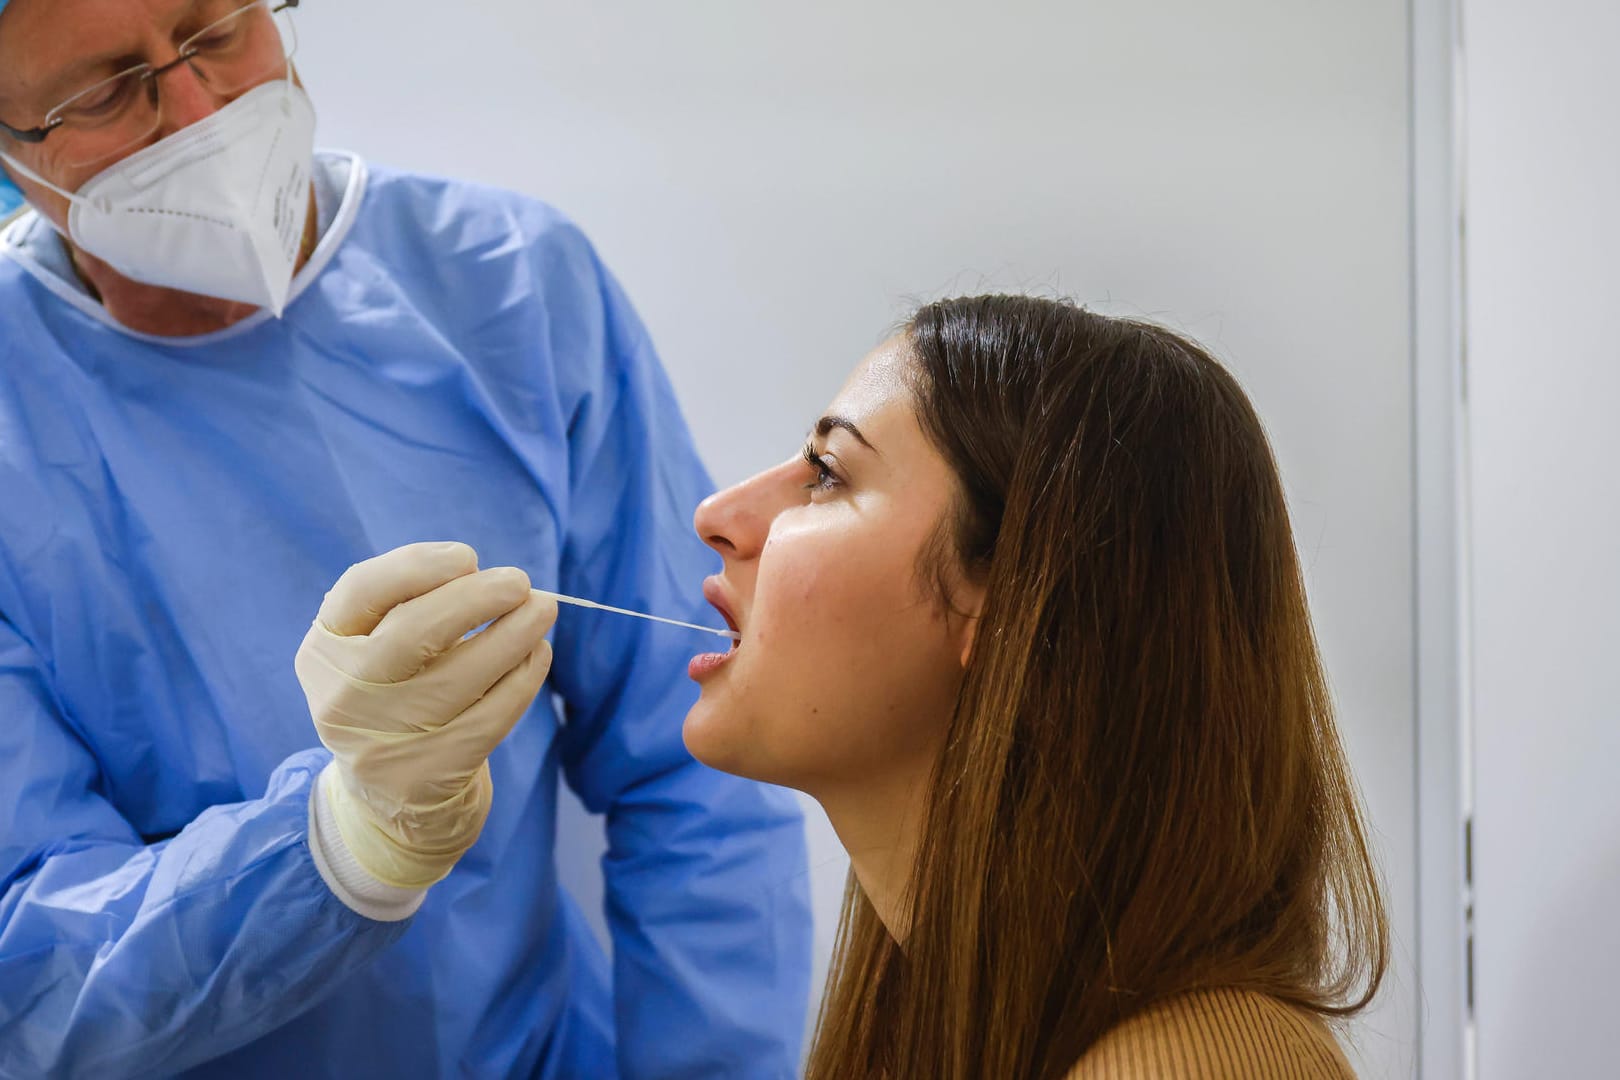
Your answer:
[535,590,741,641]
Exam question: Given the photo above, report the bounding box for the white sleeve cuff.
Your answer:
[307,762,429,923]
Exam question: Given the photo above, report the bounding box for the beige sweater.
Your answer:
[1070,988,1357,1079]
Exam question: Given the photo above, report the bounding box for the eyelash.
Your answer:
[802,443,841,493]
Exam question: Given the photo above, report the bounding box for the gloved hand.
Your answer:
[295,542,557,889]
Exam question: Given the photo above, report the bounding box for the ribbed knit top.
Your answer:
[1069,988,1357,1078]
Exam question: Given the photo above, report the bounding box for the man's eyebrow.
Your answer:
[814,415,879,454]
[36,52,136,105]
[30,0,206,107]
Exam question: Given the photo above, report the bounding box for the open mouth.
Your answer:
[704,577,742,652]
[689,580,740,683]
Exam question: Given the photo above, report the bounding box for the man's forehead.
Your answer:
[0,0,200,101]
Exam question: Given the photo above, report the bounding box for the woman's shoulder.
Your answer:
[1068,987,1357,1080]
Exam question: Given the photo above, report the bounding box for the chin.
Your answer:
[682,699,802,790]
[681,699,751,777]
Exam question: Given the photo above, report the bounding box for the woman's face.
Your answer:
[684,338,978,799]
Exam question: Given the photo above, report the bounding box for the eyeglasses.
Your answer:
[0,0,299,170]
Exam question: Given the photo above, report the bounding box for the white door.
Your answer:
[1462,2,1620,1076]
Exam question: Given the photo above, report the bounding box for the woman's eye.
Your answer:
[801,444,841,494]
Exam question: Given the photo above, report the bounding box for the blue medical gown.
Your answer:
[0,157,811,1078]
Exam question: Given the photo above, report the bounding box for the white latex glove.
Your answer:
[295,542,557,890]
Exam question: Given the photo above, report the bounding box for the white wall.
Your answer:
[1462,2,1620,1077]
[300,4,1423,1073]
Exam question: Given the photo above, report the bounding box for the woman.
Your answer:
[683,295,1388,1078]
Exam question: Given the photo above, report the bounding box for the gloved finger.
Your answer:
[361,566,534,684]
[405,592,558,717]
[358,639,552,786]
[432,638,554,765]
[318,542,480,637]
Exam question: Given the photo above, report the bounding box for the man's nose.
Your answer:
[151,58,229,137]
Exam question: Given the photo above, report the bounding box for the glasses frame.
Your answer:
[0,0,300,146]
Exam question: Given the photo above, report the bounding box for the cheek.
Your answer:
[761,533,862,640]
[687,522,961,791]
[15,150,76,228]
[753,527,895,687]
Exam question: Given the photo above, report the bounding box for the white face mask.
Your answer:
[0,79,316,316]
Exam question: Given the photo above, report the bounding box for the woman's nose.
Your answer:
[694,457,802,561]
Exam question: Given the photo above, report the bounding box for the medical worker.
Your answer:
[0,0,811,1076]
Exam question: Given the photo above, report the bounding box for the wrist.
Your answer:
[308,763,429,922]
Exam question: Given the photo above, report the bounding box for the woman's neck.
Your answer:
[815,763,934,943]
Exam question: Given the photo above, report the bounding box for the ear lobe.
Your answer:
[953,582,987,671]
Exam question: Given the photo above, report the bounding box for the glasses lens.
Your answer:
[46,0,295,172]
[186,0,297,97]
[51,69,163,169]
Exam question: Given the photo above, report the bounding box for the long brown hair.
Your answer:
[806,296,1388,1079]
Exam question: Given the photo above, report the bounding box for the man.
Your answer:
[0,0,811,1076]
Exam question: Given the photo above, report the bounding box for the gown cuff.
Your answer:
[307,762,428,923]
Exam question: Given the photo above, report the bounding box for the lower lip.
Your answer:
[688,649,735,682]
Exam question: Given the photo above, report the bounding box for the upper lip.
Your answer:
[703,576,742,638]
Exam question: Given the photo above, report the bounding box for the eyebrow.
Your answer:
[38,52,139,105]
[34,0,204,105]
[814,415,879,454]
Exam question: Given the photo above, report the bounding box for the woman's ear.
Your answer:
[951,580,987,670]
